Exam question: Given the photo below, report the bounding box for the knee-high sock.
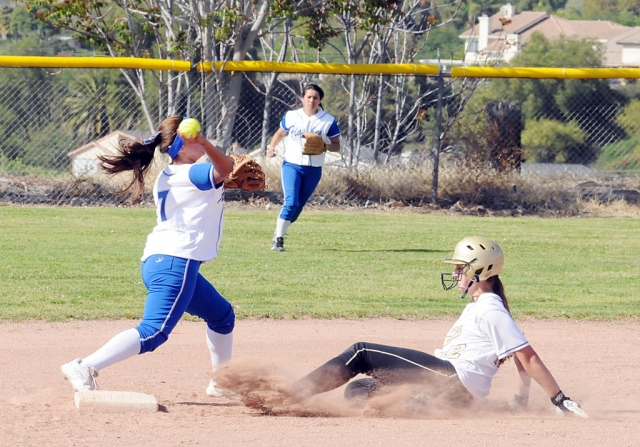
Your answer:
[80,328,141,371]
[206,329,233,372]
[275,218,291,238]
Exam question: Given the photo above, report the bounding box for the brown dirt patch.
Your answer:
[1,318,638,446]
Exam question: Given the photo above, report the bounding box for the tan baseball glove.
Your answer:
[302,133,326,155]
[224,154,266,191]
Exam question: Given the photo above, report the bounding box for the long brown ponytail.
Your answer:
[98,115,183,198]
[487,275,513,368]
[487,275,510,315]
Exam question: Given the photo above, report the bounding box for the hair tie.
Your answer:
[143,130,161,145]
[166,135,184,158]
[165,116,189,158]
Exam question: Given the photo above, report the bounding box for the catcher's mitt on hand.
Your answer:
[302,133,326,155]
[225,154,266,191]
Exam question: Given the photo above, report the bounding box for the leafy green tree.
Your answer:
[513,32,603,68]
[522,119,587,162]
[595,99,640,170]
[64,72,115,142]
[469,33,627,164]
[0,51,73,169]
[597,136,640,170]
[26,0,404,147]
[417,25,465,60]
[615,99,640,139]
[582,0,640,18]
[10,5,58,40]
[0,6,13,39]
[578,0,640,25]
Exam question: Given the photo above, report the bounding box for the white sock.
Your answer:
[275,219,291,238]
[206,329,233,372]
[80,328,141,371]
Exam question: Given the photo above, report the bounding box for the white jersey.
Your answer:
[279,108,341,167]
[434,293,529,401]
[142,162,224,263]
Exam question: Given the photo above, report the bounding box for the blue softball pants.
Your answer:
[136,254,235,353]
[279,161,323,223]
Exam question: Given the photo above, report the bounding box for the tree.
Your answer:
[28,0,370,147]
[616,99,640,140]
[63,70,143,143]
[303,0,468,167]
[514,0,569,12]
[578,0,640,25]
[521,119,587,163]
[28,0,274,142]
[472,33,627,164]
[594,99,640,170]
[0,52,72,169]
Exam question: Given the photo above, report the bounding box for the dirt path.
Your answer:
[1,318,638,447]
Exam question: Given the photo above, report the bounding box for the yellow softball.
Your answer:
[178,118,201,139]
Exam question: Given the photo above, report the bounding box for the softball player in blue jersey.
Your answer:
[267,84,341,252]
[61,115,236,397]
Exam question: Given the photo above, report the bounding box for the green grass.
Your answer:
[0,207,638,321]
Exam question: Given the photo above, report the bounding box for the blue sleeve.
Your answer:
[327,119,341,138]
[280,115,290,131]
[189,163,215,191]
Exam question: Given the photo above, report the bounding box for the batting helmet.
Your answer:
[441,237,504,291]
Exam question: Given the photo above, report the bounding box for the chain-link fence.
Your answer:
[1,66,639,210]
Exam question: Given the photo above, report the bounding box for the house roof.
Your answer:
[459,8,636,66]
[67,130,146,157]
[459,11,549,39]
[616,27,640,45]
[528,16,629,42]
[460,10,629,42]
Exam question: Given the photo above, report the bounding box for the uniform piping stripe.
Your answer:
[345,348,458,378]
[140,259,191,343]
[498,341,530,359]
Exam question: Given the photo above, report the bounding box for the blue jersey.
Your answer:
[142,162,224,263]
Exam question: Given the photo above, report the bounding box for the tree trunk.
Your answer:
[485,100,523,172]
[261,78,276,155]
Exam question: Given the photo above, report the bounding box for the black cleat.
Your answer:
[271,237,285,252]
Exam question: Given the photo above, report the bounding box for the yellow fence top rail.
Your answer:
[451,66,640,79]
[198,61,440,75]
[1,56,640,78]
[0,56,190,71]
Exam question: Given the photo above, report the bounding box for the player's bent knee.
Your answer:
[137,329,169,354]
[350,342,368,351]
[206,306,235,335]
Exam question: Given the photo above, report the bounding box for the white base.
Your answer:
[74,390,158,411]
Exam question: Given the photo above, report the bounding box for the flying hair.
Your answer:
[98,115,184,199]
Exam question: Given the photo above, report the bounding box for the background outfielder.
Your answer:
[61,115,237,397]
[286,237,588,417]
[267,84,341,252]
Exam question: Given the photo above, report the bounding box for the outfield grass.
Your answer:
[0,206,638,321]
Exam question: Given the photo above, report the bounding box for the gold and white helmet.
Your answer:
[441,237,504,292]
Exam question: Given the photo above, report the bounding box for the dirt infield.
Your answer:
[1,318,638,447]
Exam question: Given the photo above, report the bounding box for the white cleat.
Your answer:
[206,379,238,399]
[61,359,99,392]
[206,379,224,397]
[555,401,588,418]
